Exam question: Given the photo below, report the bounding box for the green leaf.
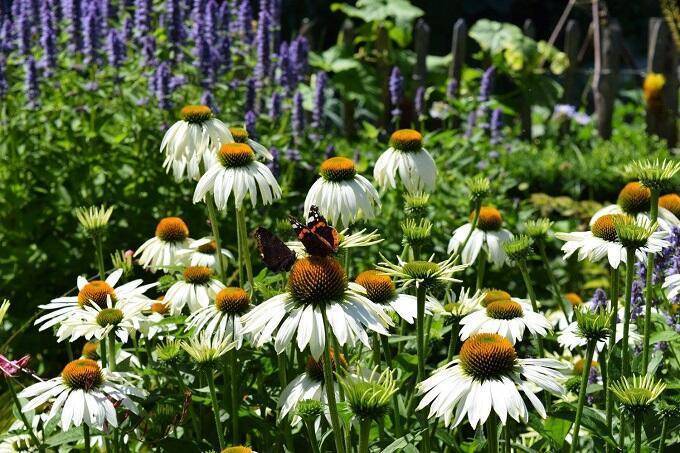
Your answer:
[649,330,679,344]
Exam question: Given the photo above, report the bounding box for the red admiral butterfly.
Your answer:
[254,227,297,273]
[288,205,340,257]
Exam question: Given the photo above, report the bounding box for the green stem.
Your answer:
[206,197,228,284]
[634,415,642,453]
[380,335,403,437]
[415,286,427,385]
[206,370,226,450]
[236,207,254,292]
[487,412,499,453]
[83,424,91,453]
[642,189,660,371]
[230,349,240,444]
[173,367,201,439]
[476,250,487,292]
[107,331,116,372]
[658,418,667,453]
[517,261,545,359]
[7,379,44,453]
[93,234,107,281]
[359,418,371,453]
[321,311,346,453]
[446,321,460,363]
[606,266,619,443]
[537,240,569,316]
[371,333,382,369]
[570,339,596,453]
[304,418,321,453]
[504,420,511,453]
[622,248,636,377]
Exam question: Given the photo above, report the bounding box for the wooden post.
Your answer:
[593,18,622,140]
[376,25,390,129]
[413,18,430,90]
[563,20,581,106]
[448,18,467,91]
[646,18,678,146]
[520,19,535,140]
[340,19,357,139]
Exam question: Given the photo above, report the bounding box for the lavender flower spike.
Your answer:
[24,56,40,108]
[245,110,257,139]
[39,0,57,76]
[254,9,270,84]
[312,71,327,129]
[389,66,403,120]
[82,0,100,64]
[479,66,495,102]
[292,90,305,137]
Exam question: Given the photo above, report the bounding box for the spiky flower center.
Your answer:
[486,300,523,320]
[81,342,99,360]
[459,333,517,380]
[402,261,440,279]
[215,287,250,315]
[305,350,347,382]
[482,290,511,307]
[96,308,124,327]
[573,359,598,376]
[183,266,213,285]
[180,105,212,123]
[218,143,254,168]
[617,182,651,214]
[389,129,423,152]
[289,256,347,306]
[156,217,189,243]
[475,206,503,231]
[78,281,117,308]
[319,157,356,182]
[591,215,619,242]
[222,446,253,453]
[62,359,103,390]
[229,127,249,143]
[613,215,655,249]
[151,301,170,315]
[565,293,583,307]
[355,270,395,304]
[660,193,680,217]
[197,240,218,254]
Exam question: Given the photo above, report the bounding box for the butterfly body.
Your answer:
[289,206,340,257]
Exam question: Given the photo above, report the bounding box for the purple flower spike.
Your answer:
[292,90,305,137]
[269,91,281,120]
[479,66,495,102]
[267,147,280,178]
[245,110,257,139]
[446,78,458,99]
[105,28,125,68]
[17,0,32,55]
[389,66,403,118]
[24,56,39,107]
[254,9,270,84]
[237,0,253,43]
[165,0,185,60]
[134,0,151,39]
[82,0,100,64]
[490,108,503,144]
[414,86,425,117]
[39,0,57,76]
[589,288,608,311]
[153,61,172,110]
[313,71,327,129]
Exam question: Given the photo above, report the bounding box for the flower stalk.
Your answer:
[605,266,619,442]
[570,338,596,453]
[321,311,346,453]
[487,412,499,453]
[6,379,44,453]
[206,197,228,284]
[206,370,226,450]
[236,207,255,292]
[359,418,371,453]
[641,188,659,371]
[621,248,636,377]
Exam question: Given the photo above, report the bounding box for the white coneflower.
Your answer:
[278,352,346,423]
[373,129,437,193]
[417,333,566,428]
[663,273,680,300]
[164,266,225,313]
[447,206,513,266]
[36,269,155,332]
[140,298,179,339]
[181,331,235,367]
[354,270,442,324]
[176,237,234,269]
[286,229,382,258]
[228,126,273,160]
[459,297,551,344]
[555,214,667,269]
[75,205,114,236]
[55,298,146,344]
[19,359,145,431]
[558,305,641,352]
[305,157,381,227]
[659,193,680,219]
[590,182,679,232]
[135,217,192,272]
[443,287,485,320]
[376,255,466,291]
[193,142,281,210]
[186,287,251,348]
[242,256,392,359]
[160,105,233,180]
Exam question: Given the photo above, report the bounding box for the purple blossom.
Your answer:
[389,66,403,116]
[16,0,31,55]
[153,61,171,110]
[269,91,281,119]
[244,77,256,112]
[169,75,187,90]
[277,41,292,93]
[134,0,151,39]
[589,289,608,311]
[289,35,308,84]
[140,35,156,67]
[204,0,217,47]
[24,56,39,107]
[200,90,218,113]
[267,147,280,178]
[490,108,503,144]
[654,341,669,353]
[82,0,99,64]
[414,86,425,117]
[446,78,458,98]
[464,110,477,138]
[313,71,327,129]
[99,0,114,32]
[121,16,133,44]
[254,9,270,83]
[218,32,231,73]
[0,355,31,378]
[165,0,185,59]
[629,280,645,322]
[39,0,57,76]
[237,0,253,43]
[245,110,257,139]
[105,28,125,68]
[324,144,335,160]
[194,33,215,87]
[0,19,14,54]
[479,66,495,102]
[292,90,305,137]
[0,54,8,97]
[285,147,301,162]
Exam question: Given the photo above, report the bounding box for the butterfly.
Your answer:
[288,205,340,257]
[254,226,297,273]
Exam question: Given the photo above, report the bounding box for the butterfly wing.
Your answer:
[254,227,297,272]
[306,206,340,253]
[289,213,335,257]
